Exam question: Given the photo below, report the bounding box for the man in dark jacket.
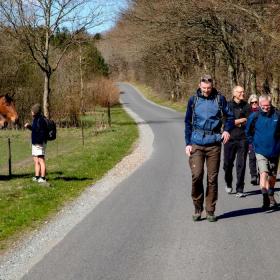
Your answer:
[185,74,234,222]
[246,95,280,209]
[25,104,48,184]
[223,86,251,197]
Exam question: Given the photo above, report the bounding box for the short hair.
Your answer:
[31,103,42,115]
[200,74,212,84]
[232,86,244,97]
[259,94,271,105]
[248,94,258,104]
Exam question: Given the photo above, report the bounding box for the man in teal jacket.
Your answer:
[246,94,280,210]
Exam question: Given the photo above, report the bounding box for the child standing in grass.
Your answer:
[24,104,48,184]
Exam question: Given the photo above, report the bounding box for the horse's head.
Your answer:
[0,94,19,125]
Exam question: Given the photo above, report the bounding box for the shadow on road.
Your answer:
[219,206,280,220]
[245,187,280,197]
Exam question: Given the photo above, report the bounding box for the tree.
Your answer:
[0,0,103,117]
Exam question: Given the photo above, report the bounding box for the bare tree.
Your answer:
[0,0,103,117]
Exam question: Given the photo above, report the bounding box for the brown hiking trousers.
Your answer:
[189,144,221,214]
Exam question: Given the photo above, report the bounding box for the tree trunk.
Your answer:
[271,74,279,107]
[79,43,84,114]
[250,70,257,96]
[43,71,50,118]
[228,64,237,89]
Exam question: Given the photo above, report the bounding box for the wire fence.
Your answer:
[0,109,112,177]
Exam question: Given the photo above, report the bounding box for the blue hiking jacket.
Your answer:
[184,88,234,146]
[246,108,280,158]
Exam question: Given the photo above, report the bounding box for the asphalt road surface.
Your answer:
[23,83,280,280]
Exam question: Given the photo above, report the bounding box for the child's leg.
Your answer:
[38,156,46,177]
[33,156,40,177]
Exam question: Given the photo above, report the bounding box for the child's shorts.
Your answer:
[32,144,46,157]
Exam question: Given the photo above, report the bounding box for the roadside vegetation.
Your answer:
[0,106,138,252]
[0,0,141,255]
[100,1,280,107]
[131,82,186,112]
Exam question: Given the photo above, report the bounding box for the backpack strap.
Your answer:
[191,94,199,125]
[215,93,223,120]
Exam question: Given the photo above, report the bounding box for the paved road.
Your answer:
[23,83,280,280]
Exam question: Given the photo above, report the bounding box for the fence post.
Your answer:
[8,137,12,177]
[81,118,84,146]
[107,101,111,127]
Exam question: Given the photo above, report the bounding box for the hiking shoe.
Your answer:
[32,177,38,182]
[192,213,201,222]
[250,176,258,186]
[37,177,47,183]
[236,192,246,198]
[269,195,278,209]
[225,186,233,194]
[262,193,270,210]
[206,214,218,222]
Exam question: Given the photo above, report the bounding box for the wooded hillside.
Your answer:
[100,0,280,104]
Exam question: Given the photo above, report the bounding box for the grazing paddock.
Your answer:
[0,105,138,252]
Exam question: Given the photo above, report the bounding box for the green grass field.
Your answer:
[0,105,138,252]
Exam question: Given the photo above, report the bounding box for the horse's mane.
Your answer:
[0,94,14,103]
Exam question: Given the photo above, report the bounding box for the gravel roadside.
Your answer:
[0,104,154,280]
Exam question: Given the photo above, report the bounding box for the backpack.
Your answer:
[44,117,56,141]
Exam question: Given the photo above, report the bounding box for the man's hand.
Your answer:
[221,131,230,144]
[235,118,247,127]
[185,145,192,156]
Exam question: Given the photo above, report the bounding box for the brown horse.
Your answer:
[0,94,18,128]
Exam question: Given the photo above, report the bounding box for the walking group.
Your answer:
[185,75,280,222]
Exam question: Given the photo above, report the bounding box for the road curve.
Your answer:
[19,83,280,280]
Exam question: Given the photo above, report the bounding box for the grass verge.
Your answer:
[130,81,187,112]
[0,105,138,252]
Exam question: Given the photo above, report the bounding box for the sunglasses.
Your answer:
[250,101,258,104]
[200,78,212,83]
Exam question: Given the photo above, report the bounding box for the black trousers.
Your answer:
[223,139,248,193]
[248,145,258,177]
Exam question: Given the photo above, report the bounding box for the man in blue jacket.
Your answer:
[246,95,280,210]
[185,75,234,222]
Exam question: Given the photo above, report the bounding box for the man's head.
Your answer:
[259,95,271,113]
[232,86,245,103]
[199,74,213,97]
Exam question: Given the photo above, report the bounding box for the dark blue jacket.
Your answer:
[31,115,48,145]
[185,88,235,146]
[228,100,251,140]
[246,108,280,158]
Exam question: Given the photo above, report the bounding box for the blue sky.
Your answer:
[90,0,129,34]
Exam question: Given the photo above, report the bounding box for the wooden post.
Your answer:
[8,137,12,177]
[81,118,85,146]
[107,101,111,128]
